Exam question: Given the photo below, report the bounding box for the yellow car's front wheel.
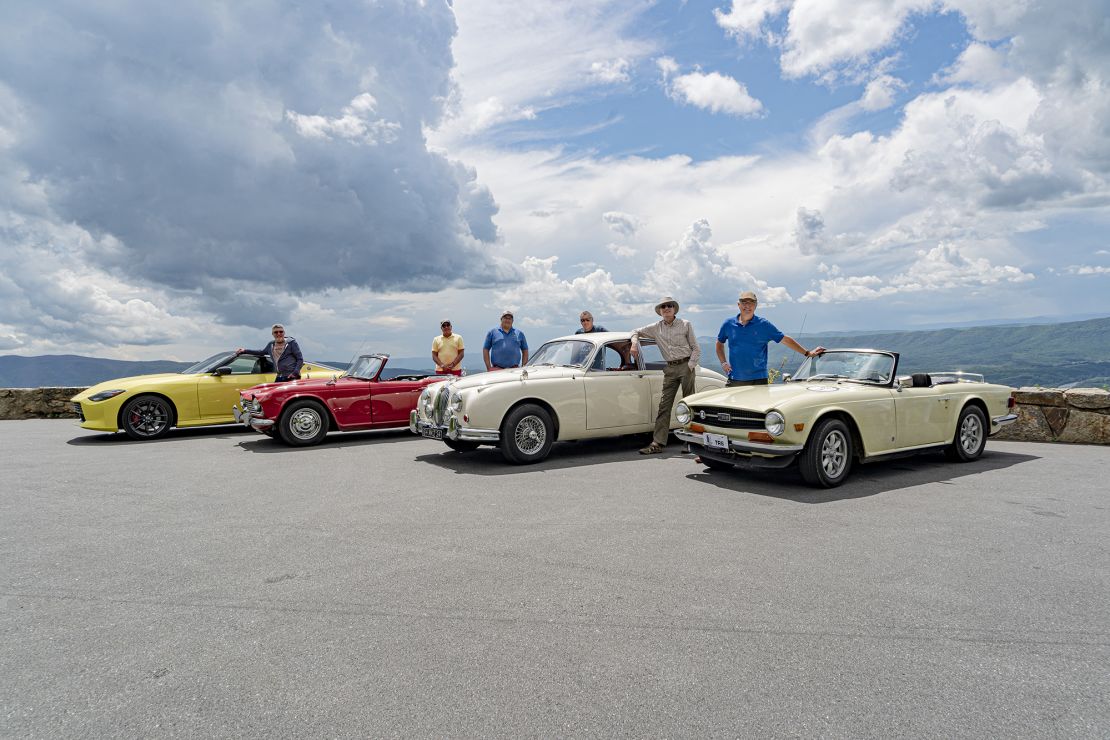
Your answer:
[120,395,175,441]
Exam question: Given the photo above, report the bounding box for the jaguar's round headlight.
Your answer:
[765,410,785,437]
[676,401,690,425]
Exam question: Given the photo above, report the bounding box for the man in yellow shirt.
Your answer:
[432,320,465,376]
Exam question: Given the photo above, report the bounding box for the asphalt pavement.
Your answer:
[1,419,1107,738]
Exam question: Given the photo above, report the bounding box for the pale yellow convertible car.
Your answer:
[71,351,337,440]
[411,331,726,463]
[674,349,1017,488]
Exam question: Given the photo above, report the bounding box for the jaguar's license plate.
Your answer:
[704,432,729,450]
[421,427,445,440]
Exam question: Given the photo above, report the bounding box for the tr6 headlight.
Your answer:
[765,410,785,437]
[676,401,690,425]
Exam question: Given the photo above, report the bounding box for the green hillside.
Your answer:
[3,317,1108,388]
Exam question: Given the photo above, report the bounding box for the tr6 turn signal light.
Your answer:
[747,431,774,443]
[688,423,705,433]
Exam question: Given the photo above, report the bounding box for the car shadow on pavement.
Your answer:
[684,449,1040,502]
[414,434,690,475]
[66,425,255,446]
[235,427,421,453]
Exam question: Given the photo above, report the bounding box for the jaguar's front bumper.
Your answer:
[410,410,498,442]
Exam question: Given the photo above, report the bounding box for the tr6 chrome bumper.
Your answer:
[675,429,803,457]
[991,413,1018,428]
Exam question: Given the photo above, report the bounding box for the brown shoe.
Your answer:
[639,442,665,455]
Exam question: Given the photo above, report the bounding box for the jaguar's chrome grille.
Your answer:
[433,390,450,425]
[690,405,763,430]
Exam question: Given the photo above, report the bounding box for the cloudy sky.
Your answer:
[1,0,1107,362]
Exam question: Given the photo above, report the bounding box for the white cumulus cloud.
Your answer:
[658,58,764,118]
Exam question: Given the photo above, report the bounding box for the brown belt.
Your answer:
[666,357,690,365]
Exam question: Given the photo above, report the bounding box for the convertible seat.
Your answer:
[911,373,932,388]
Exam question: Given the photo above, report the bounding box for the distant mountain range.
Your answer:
[2,316,1108,389]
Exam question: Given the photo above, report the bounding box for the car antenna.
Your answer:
[774,312,807,383]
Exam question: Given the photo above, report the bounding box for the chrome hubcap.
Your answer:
[289,408,322,439]
[514,415,546,455]
[128,400,169,436]
[959,414,983,454]
[820,430,848,478]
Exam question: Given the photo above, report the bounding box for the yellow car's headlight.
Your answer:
[676,401,690,425]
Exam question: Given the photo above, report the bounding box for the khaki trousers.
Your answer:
[654,362,695,446]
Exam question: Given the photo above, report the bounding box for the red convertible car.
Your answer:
[234,354,449,446]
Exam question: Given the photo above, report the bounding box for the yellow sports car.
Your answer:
[70,350,338,440]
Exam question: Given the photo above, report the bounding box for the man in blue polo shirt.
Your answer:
[716,291,824,386]
[483,311,529,370]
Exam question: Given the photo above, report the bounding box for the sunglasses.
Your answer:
[273,330,285,335]
[441,323,451,328]
[660,303,676,309]
[580,318,592,323]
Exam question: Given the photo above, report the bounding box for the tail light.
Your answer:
[1007,394,1015,409]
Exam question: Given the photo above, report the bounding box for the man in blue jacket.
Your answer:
[716,292,823,386]
[238,323,304,382]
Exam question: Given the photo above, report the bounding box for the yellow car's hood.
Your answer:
[71,373,195,401]
[684,381,883,414]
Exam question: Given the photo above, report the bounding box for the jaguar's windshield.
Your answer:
[526,340,594,368]
[346,355,384,380]
[180,352,236,374]
[792,351,895,385]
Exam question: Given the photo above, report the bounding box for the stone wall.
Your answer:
[994,388,1110,444]
[0,388,86,420]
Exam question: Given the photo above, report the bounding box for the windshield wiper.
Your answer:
[806,373,845,381]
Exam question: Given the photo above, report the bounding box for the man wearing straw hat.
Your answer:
[630,296,700,454]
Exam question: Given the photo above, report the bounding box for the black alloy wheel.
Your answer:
[121,395,175,440]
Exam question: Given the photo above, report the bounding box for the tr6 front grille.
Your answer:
[690,405,763,430]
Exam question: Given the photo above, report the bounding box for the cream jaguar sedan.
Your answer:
[674,349,1017,488]
[410,332,726,463]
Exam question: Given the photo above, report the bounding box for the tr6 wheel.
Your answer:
[278,400,329,446]
[799,417,853,488]
[499,404,554,464]
[120,395,174,440]
[945,405,987,462]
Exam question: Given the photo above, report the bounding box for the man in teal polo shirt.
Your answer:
[483,311,529,370]
[716,291,824,386]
